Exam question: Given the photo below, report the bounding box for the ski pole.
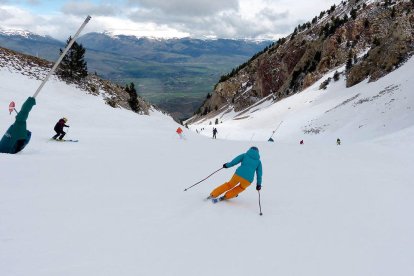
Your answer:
[269,121,283,139]
[184,167,223,191]
[32,15,91,99]
[258,190,263,216]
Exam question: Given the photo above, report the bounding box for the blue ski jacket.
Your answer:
[225,147,263,185]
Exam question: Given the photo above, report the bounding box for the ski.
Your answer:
[62,139,79,142]
[204,196,213,202]
[50,138,79,142]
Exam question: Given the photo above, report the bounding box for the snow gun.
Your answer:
[0,16,91,154]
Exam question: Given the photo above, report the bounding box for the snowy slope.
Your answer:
[189,57,414,144]
[1,59,414,276]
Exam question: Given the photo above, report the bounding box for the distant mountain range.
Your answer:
[0,29,62,61]
[0,29,271,119]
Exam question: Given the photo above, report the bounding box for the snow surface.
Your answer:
[1,57,414,276]
[191,58,414,144]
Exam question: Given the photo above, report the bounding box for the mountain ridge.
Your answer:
[189,0,414,124]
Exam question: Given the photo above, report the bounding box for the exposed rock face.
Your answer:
[0,46,152,115]
[188,0,414,124]
[347,5,414,86]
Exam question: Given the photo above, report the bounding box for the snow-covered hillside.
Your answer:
[1,57,414,276]
[190,57,414,144]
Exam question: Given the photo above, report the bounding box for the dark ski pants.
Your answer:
[53,130,66,140]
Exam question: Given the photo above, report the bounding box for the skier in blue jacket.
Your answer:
[208,146,263,202]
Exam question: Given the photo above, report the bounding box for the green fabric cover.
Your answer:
[0,97,36,154]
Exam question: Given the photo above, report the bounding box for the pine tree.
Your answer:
[57,36,88,82]
[350,8,357,20]
[346,52,353,72]
[333,71,340,81]
[364,18,369,28]
[125,82,140,113]
[372,37,381,46]
[391,7,396,18]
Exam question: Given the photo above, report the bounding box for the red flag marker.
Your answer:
[8,101,15,114]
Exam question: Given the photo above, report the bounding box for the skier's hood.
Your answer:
[246,146,260,160]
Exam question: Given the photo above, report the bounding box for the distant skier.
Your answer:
[300,139,304,145]
[52,117,69,140]
[176,127,184,139]
[212,127,218,139]
[337,138,341,145]
[207,146,262,203]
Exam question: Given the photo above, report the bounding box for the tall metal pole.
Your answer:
[33,15,91,98]
[269,120,283,139]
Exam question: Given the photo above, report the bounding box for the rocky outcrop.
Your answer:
[347,4,414,86]
[188,0,414,124]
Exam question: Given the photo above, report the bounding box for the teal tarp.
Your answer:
[0,97,36,154]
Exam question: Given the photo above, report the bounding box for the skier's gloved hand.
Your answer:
[256,185,261,191]
[223,163,227,168]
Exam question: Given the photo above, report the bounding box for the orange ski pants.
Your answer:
[210,174,251,199]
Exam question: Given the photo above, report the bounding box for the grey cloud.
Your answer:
[62,1,117,16]
[35,16,90,40]
[259,7,289,22]
[1,0,328,41]
[124,0,300,39]
[128,0,238,17]
[128,6,293,40]
[0,8,13,20]
[198,14,275,39]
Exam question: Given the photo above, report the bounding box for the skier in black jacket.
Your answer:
[52,117,69,140]
[213,127,218,139]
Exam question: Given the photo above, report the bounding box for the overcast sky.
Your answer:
[0,0,341,41]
